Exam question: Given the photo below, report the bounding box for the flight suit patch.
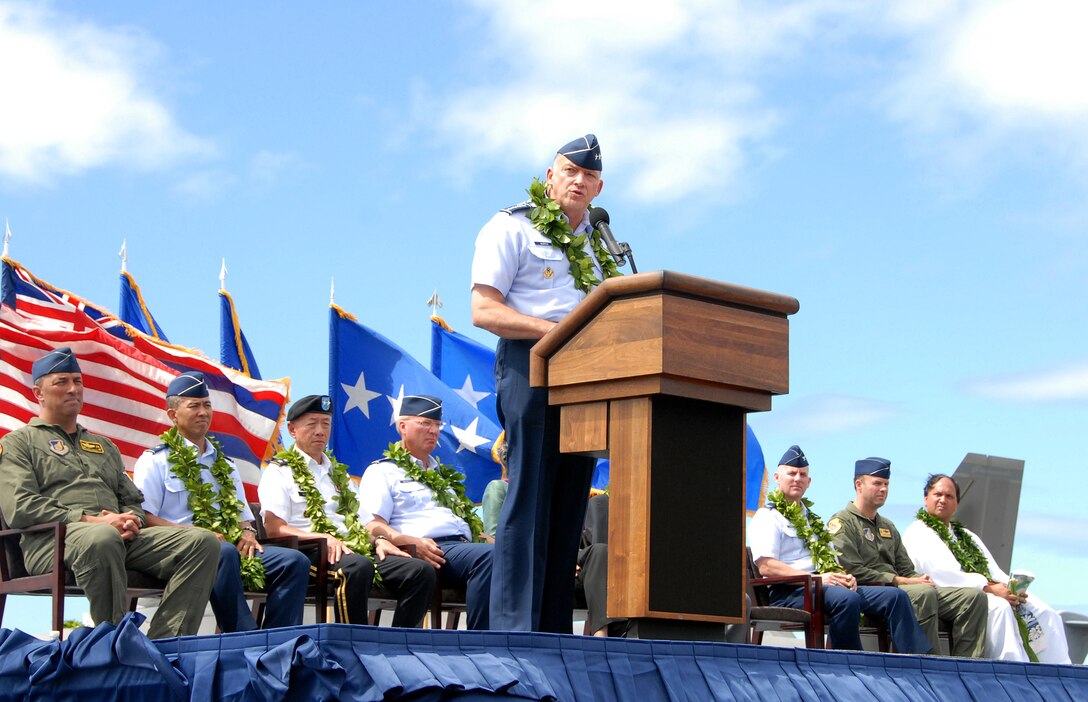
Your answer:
[827,518,842,535]
[80,440,105,454]
[49,440,69,456]
[863,527,875,542]
[879,527,892,538]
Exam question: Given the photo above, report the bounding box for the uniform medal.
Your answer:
[543,267,554,279]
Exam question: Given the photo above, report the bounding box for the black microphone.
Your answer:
[588,207,625,261]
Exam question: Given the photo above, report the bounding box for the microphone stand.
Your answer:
[619,243,637,273]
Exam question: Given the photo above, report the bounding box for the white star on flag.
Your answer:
[341,371,382,419]
[386,385,406,425]
[451,417,489,454]
[454,375,490,409]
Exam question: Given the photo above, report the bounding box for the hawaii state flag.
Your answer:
[330,305,501,501]
[1,257,287,499]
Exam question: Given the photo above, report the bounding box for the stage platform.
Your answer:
[1,614,1086,701]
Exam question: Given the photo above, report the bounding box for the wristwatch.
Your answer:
[242,526,258,534]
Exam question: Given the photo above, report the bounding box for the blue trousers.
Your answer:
[210,541,310,632]
[771,583,932,653]
[490,339,595,632]
[435,538,493,630]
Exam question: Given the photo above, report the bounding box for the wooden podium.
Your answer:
[530,271,799,639]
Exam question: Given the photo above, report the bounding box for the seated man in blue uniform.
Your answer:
[0,348,220,639]
[133,372,310,632]
[471,135,610,632]
[748,445,932,653]
[359,395,493,630]
[259,394,435,627]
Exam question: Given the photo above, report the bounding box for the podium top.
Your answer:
[533,270,800,361]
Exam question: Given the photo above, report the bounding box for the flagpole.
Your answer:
[220,258,228,292]
[3,220,11,259]
[330,277,335,306]
[427,289,443,317]
[118,240,127,273]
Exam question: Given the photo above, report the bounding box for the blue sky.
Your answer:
[2,1,1087,635]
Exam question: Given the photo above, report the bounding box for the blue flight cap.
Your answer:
[32,347,81,382]
[287,394,332,422]
[400,395,442,420]
[778,445,808,468]
[855,457,891,479]
[556,134,602,171]
[167,372,209,398]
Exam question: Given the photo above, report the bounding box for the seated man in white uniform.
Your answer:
[903,473,1071,663]
[359,395,493,630]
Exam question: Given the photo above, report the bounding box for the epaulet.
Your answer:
[765,501,777,511]
[268,457,288,467]
[146,443,168,455]
[500,200,533,215]
[368,457,390,467]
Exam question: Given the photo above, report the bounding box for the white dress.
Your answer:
[903,519,1070,663]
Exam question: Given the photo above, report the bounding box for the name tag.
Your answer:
[879,527,892,538]
[80,440,105,454]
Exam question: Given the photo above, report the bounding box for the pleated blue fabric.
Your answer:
[3,614,1087,701]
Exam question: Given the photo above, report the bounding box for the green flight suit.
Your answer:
[829,501,986,658]
[0,419,219,639]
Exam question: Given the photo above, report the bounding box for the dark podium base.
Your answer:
[627,618,750,643]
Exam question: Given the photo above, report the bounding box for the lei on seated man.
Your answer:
[748,445,931,652]
[257,394,435,627]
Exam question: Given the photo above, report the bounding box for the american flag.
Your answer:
[0,258,287,500]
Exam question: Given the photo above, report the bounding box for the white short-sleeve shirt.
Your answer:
[748,504,816,573]
[357,455,469,540]
[470,207,600,322]
[257,445,353,533]
[132,435,254,526]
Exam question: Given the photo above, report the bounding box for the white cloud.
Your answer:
[0,2,212,185]
[427,0,851,203]
[173,169,236,203]
[249,150,306,187]
[967,361,1088,402]
[880,0,1088,171]
[757,394,898,435]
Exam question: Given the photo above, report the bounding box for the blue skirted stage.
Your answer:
[1,614,1085,701]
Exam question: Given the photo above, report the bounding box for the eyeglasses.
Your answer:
[407,418,445,431]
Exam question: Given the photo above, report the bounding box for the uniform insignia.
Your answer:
[827,517,842,535]
[147,443,169,454]
[543,267,554,279]
[321,396,331,412]
[500,200,533,215]
[80,440,104,454]
[863,527,875,542]
[879,527,892,538]
[49,439,70,456]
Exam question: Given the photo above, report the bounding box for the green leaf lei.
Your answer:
[273,446,377,580]
[915,508,1038,661]
[161,427,265,591]
[767,490,843,574]
[382,442,485,542]
[527,177,621,294]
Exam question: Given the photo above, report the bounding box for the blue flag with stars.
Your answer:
[330,305,502,502]
[429,316,499,427]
